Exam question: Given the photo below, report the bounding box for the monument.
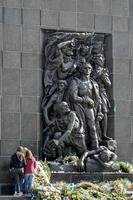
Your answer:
[41,31,118,172]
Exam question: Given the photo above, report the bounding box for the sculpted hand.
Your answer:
[83,97,94,107]
[96,112,104,122]
[77,160,85,172]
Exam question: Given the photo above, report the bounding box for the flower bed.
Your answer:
[32,161,133,200]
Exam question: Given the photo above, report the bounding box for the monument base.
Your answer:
[51,172,133,183]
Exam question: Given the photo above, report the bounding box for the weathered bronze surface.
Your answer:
[41,31,116,172]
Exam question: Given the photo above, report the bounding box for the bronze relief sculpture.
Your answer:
[41,31,117,172]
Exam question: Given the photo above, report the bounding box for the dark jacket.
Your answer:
[10,153,25,169]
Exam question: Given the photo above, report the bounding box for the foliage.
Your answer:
[64,155,79,166]
[118,161,133,173]
[33,161,51,187]
[32,179,131,200]
[32,160,133,200]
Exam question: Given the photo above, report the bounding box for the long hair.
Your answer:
[25,150,34,160]
[16,146,24,153]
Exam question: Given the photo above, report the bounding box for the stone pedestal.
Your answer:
[51,172,133,183]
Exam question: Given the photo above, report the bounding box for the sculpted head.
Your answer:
[99,150,111,162]
[58,80,67,92]
[55,101,70,114]
[78,62,92,75]
[93,53,104,67]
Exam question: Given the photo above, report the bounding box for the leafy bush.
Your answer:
[118,161,133,173]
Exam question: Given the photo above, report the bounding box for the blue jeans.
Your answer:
[13,171,24,193]
[24,173,34,194]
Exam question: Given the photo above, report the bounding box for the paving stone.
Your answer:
[0,0,3,6]
[1,113,20,139]
[3,0,22,8]
[22,52,40,69]
[129,0,133,16]
[113,32,129,58]
[113,74,130,100]
[115,100,131,116]
[2,69,20,95]
[113,16,128,32]
[112,0,129,16]
[1,140,20,156]
[4,8,21,25]
[23,9,40,26]
[77,13,94,29]
[115,116,131,142]
[130,75,133,99]
[94,0,112,15]
[41,10,59,28]
[21,69,38,96]
[77,0,94,13]
[60,0,76,12]
[21,96,39,113]
[2,95,20,112]
[22,0,44,9]
[45,0,60,11]
[3,51,21,69]
[113,59,130,74]
[21,113,37,140]
[129,33,133,58]
[3,25,21,51]
[0,156,11,183]
[22,28,40,52]
[130,59,133,74]
[129,17,133,33]
[117,142,133,158]
[0,7,3,23]
[59,11,76,30]
[0,24,3,50]
[95,15,112,33]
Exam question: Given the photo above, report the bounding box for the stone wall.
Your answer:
[0,0,133,184]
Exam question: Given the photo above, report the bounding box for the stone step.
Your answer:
[51,172,133,183]
[0,196,30,200]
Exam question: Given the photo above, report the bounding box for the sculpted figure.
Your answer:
[44,36,61,94]
[77,43,92,65]
[42,32,116,171]
[55,102,87,161]
[43,102,87,161]
[42,80,67,150]
[57,39,77,80]
[44,36,76,96]
[92,54,111,140]
[42,80,67,125]
[69,62,103,150]
[78,146,119,172]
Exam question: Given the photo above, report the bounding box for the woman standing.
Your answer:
[24,150,36,197]
[10,146,25,196]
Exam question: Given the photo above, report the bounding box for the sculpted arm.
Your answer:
[57,39,74,49]
[70,80,84,103]
[43,95,57,125]
[101,69,111,87]
[66,112,76,134]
